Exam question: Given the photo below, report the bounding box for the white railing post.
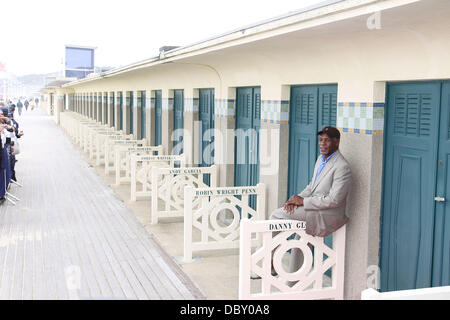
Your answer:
[151,166,158,225]
[210,165,218,187]
[256,183,266,221]
[115,147,121,185]
[130,154,137,201]
[333,225,346,300]
[183,186,194,263]
[104,139,111,174]
[239,219,252,299]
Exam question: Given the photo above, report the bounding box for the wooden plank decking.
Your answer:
[0,109,204,300]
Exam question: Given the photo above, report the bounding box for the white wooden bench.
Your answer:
[130,154,185,201]
[151,165,218,225]
[115,144,163,186]
[183,183,266,263]
[82,123,104,153]
[238,220,346,300]
[103,136,135,175]
[88,126,116,160]
[95,133,124,166]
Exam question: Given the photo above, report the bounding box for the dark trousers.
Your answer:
[5,143,15,181]
[10,154,16,181]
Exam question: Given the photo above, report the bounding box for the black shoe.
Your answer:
[0,197,6,205]
[251,268,278,280]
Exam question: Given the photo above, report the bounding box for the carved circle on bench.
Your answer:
[209,203,240,234]
[272,234,313,282]
[171,175,195,204]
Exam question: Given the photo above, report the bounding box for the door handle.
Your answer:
[434,197,446,202]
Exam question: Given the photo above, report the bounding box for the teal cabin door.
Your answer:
[155,91,162,146]
[199,89,215,185]
[287,84,337,273]
[129,91,134,134]
[140,91,146,139]
[434,82,450,287]
[287,84,337,199]
[234,87,261,209]
[119,92,123,131]
[104,94,108,124]
[381,81,450,291]
[173,90,184,155]
[110,93,115,127]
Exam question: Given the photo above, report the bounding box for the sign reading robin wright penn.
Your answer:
[195,187,257,196]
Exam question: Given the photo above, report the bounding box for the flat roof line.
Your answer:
[163,0,345,55]
[61,0,368,88]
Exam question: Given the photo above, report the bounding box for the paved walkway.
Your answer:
[0,108,204,300]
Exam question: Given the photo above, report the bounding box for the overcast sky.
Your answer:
[0,0,325,76]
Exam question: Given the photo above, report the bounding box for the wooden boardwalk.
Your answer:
[0,109,204,300]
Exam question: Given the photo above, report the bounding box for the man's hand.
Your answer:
[283,195,304,214]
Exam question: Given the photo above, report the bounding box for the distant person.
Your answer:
[0,102,8,117]
[35,97,39,107]
[8,103,15,115]
[24,99,29,111]
[7,113,22,182]
[30,99,35,111]
[17,100,23,116]
[0,116,11,203]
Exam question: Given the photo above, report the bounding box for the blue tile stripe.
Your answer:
[338,102,385,134]
[261,100,289,124]
[215,98,235,118]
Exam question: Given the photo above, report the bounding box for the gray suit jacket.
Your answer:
[298,150,352,237]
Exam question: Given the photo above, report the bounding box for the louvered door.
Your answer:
[235,87,253,189]
[118,92,123,131]
[235,87,261,210]
[104,94,108,124]
[129,91,134,134]
[250,88,261,210]
[434,82,450,287]
[140,91,146,139]
[173,89,184,155]
[110,93,115,127]
[287,85,337,199]
[318,86,338,155]
[155,91,162,146]
[381,82,440,292]
[199,89,215,185]
[287,84,337,271]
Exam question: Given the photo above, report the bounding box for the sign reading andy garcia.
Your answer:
[168,168,203,175]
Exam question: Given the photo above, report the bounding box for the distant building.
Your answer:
[64,45,96,79]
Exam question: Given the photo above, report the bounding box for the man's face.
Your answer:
[319,134,339,156]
